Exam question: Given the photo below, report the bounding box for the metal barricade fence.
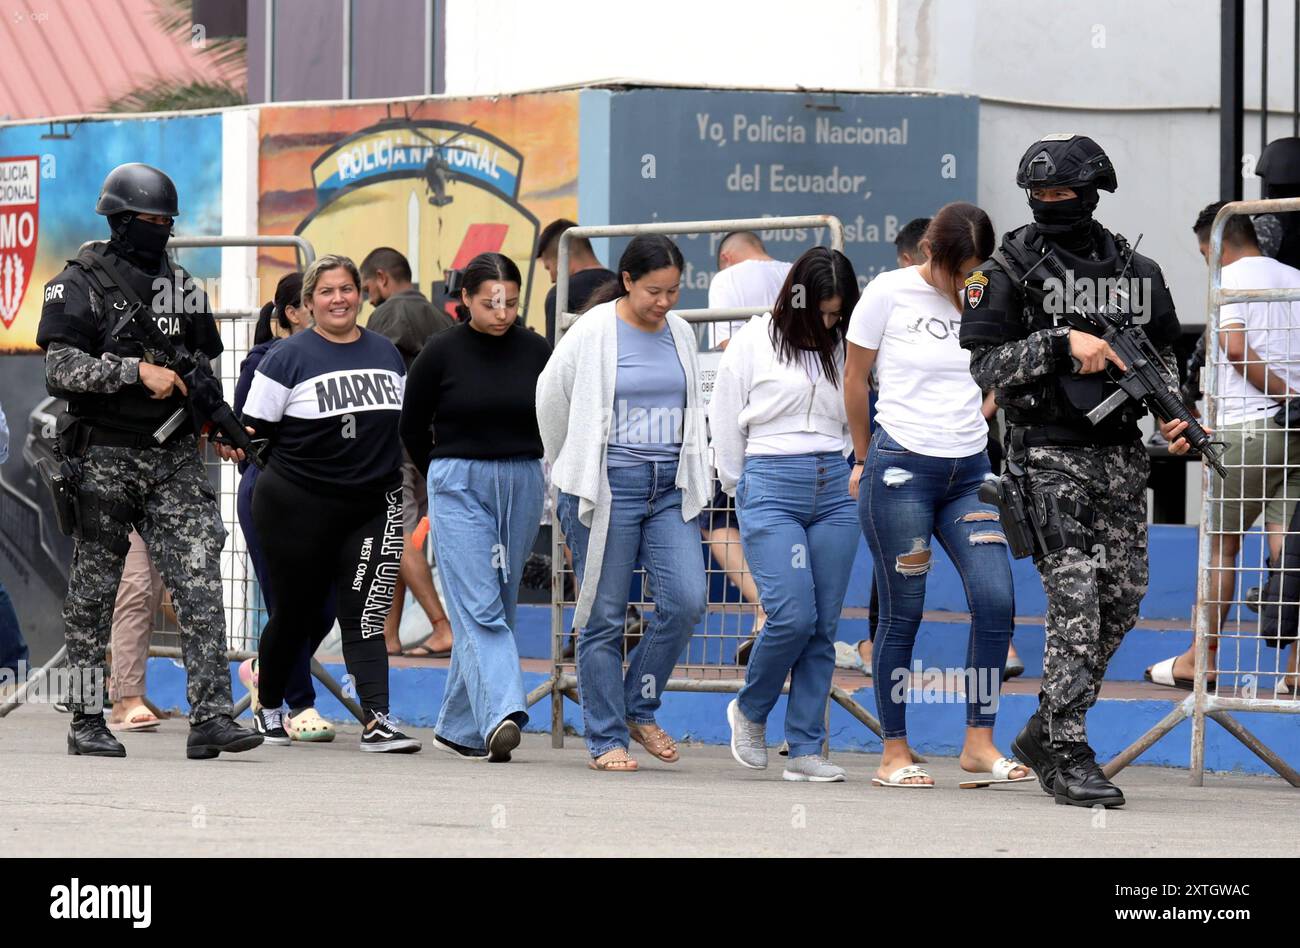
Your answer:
[1,235,364,723]
[1106,199,1300,786]
[526,216,904,753]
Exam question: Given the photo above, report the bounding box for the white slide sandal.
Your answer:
[871,764,935,788]
[959,756,1036,789]
[1144,656,1194,690]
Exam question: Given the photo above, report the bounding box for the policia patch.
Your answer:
[964,271,988,308]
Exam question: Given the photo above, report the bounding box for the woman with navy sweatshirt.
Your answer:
[233,254,420,753]
[709,247,861,782]
[232,272,338,744]
[399,253,551,763]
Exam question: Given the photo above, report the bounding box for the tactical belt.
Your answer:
[83,425,173,450]
[1018,424,1136,449]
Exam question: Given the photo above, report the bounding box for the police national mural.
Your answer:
[257,94,580,333]
[0,114,222,661]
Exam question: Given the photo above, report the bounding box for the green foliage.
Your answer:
[101,0,247,113]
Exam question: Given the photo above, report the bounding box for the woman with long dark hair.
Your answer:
[537,235,710,773]
[710,247,860,781]
[400,252,551,761]
[844,203,1027,788]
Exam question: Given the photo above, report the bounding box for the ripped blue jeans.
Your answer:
[859,427,1014,738]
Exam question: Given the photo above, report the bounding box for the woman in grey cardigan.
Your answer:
[536,236,711,772]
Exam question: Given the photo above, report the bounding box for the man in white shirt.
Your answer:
[1148,203,1300,689]
[706,232,792,350]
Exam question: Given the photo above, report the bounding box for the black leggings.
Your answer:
[253,465,403,716]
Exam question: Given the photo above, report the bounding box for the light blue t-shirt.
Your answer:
[606,316,687,467]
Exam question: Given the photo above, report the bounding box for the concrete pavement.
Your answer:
[0,705,1291,857]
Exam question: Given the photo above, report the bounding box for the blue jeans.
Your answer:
[428,456,544,748]
[558,460,707,757]
[0,577,28,673]
[237,466,331,711]
[859,428,1014,738]
[736,453,859,758]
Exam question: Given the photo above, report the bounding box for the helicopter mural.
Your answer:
[299,112,539,319]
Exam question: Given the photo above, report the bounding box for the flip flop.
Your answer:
[959,756,1036,789]
[871,764,935,788]
[1004,656,1026,680]
[1144,656,1194,691]
[834,639,872,676]
[109,706,160,732]
[401,642,452,659]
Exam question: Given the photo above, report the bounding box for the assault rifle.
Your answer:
[111,302,268,468]
[1027,236,1227,479]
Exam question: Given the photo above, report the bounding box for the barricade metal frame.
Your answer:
[527,215,906,754]
[1105,198,1300,786]
[1,235,366,723]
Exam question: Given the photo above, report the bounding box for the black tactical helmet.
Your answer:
[1015,134,1118,193]
[94,163,180,217]
[1258,137,1300,186]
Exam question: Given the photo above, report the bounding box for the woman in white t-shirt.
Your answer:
[843,202,1027,789]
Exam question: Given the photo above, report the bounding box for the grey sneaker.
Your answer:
[727,698,767,769]
[783,755,847,783]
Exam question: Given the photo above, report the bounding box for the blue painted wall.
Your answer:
[601,88,980,304]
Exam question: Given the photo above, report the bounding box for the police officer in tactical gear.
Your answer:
[959,135,1184,807]
[35,162,263,759]
[1255,136,1300,270]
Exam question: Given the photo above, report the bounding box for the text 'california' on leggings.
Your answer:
[237,466,337,712]
[252,464,402,716]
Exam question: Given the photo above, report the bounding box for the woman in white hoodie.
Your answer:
[536,235,711,773]
[710,247,861,782]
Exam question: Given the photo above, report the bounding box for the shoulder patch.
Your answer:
[964,271,988,308]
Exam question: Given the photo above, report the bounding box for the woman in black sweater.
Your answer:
[400,252,552,762]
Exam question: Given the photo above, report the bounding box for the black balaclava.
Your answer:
[108,211,171,270]
[1029,184,1100,254]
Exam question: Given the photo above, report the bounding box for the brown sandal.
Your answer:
[589,748,638,772]
[627,721,679,763]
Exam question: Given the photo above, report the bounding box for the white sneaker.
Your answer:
[783,755,846,782]
[727,699,767,769]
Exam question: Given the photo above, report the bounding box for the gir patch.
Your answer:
[964,270,988,309]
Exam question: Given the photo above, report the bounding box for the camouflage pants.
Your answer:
[63,437,232,724]
[1027,442,1149,744]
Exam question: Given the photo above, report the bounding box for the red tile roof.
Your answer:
[0,0,239,120]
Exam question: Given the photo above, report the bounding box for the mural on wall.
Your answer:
[0,114,223,662]
[257,94,580,333]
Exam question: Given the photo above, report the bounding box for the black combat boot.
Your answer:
[1052,741,1125,808]
[68,712,126,757]
[1010,711,1056,796]
[187,714,264,759]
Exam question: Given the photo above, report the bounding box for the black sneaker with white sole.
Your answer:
[254,708,291,746]
[432,732,489,760]
[487,719,521,762]
[361,711,422,753]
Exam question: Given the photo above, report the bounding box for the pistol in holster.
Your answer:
[38,413,137,556]
[977,431,1096,563]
